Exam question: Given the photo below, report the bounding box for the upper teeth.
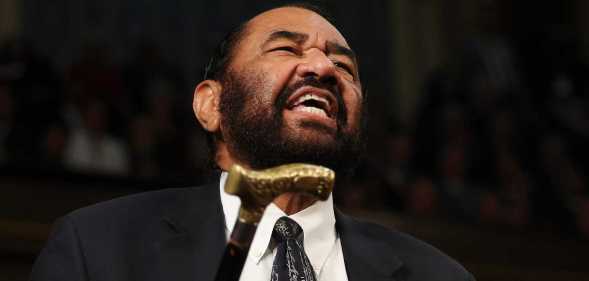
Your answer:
[295,94,330,107]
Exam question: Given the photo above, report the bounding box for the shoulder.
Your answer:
[32,184,221,280]
[64,184,217,235]
[69,187,192,218]
[351,217,459,263]
[337,213,475,281]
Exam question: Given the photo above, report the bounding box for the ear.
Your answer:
[193,80,222,133]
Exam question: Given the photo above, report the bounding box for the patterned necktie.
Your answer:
[270,216,317,281]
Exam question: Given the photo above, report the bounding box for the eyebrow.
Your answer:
[263,29,358,64]
[264,30,309,46]
[326,41,357,64]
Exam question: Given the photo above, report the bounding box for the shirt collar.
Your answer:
[219,171,240,237]
[219,171,337,273]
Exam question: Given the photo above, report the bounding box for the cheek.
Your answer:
[237,62,279,103]
[241,71,279,115]
[265,74,282,100]
[258,60,297,95]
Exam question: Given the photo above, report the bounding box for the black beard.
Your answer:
[218,69,365,176]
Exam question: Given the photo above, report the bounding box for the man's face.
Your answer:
[218,7,364,173]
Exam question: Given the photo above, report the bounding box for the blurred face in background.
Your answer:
[218,7,365,173]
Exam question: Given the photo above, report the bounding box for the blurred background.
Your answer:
[1,0,588,280]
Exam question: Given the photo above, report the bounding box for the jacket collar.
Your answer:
[152,182,226,281]
[336,209,404,281]
[150,181,404,281]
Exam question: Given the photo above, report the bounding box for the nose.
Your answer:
[295,49,337,85]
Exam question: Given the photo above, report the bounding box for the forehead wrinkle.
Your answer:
[249,7,347,47]
[265,29,309,46]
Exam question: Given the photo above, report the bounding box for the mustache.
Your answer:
[275,76,347,124]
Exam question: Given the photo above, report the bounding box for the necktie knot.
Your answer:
[272,217,302,242]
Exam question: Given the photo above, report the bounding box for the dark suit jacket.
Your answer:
[31,183,475,281]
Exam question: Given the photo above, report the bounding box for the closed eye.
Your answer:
[270,46,299,55]
[333,61,354,75]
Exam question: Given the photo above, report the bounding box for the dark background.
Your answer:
[1,0,588,280]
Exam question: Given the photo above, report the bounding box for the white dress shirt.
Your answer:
[219,172,349,281]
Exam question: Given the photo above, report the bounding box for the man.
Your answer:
[31,3,475,281]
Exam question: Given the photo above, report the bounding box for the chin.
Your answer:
[284,121,338,144]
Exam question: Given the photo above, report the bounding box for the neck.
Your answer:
[273,192,317,215]
[216,143,318,214]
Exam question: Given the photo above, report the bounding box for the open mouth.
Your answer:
[286,87,338,120]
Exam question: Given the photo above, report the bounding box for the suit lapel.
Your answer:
[336,210,404,281]
[141,183,404,281]
[151,183,226,281]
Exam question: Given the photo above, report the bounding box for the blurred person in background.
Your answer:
[410,29,538,229]
[0,38,64,166]
[63,98,129,175]
[65,43,126,137]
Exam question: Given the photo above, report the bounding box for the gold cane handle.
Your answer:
[224,163,335,224]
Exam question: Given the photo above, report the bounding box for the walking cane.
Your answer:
[213,163,335,281]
